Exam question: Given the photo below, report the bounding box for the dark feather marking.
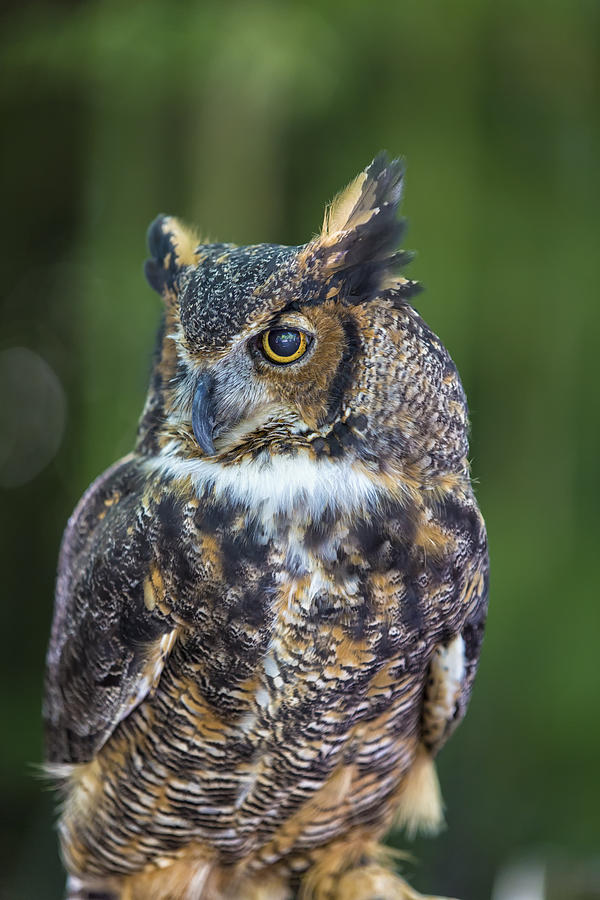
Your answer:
[462,585,488,665]
[326,433,344,458]
[347,412,367,432]
[332,421,355,448]
[386,280,424,305]
[195,499,235,532]
[220,530,270,583]
[435,494,484,550]
[302,507,337,551]
[144,215,181,296]
[321,315,362,426]
[310,437,327,457]
[157,494,185,545]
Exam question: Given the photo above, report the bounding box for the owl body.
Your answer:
[45,156,488,900]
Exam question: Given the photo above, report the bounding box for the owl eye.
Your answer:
[260,328,309,364]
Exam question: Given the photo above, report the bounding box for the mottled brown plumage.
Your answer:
[44,154,488,900]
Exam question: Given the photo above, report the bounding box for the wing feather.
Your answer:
[422,501,488,756]
[44,457,177,764]
[394,506,488,836]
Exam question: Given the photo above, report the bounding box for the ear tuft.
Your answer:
[144,215,201,297]
[322,152,404,241]
[322,170,368,237]
[305,153,413,302]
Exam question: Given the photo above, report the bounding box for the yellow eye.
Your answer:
[261,328,308,364]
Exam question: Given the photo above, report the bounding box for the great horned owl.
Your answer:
[44,154,488,900]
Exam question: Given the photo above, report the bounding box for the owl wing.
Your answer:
[393,494,488,836]
[422,494,489,756]
[44,456,179,765]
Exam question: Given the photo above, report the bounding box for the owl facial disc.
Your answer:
[192,373,216,456]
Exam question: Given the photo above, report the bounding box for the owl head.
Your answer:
[139,154,468,498]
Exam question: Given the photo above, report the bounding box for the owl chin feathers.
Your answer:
[150,439,385,523]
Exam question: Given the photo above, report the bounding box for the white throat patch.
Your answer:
[147,449,394,522]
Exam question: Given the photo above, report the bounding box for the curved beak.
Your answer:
[192,373,216,456]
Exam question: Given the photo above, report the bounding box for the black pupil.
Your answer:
[268,329,301,358]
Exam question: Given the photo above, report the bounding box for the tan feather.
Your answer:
[160,216,203,267]
[322,171,368,236]
[393,745,444,838]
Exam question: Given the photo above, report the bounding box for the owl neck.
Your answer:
[143,442,465,535]
[147,450,378,521]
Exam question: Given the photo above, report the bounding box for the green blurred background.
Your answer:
[1,1,599,898]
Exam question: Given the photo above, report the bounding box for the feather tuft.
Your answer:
[393,745,445,838]
[321,153,404,240]
[304,153,415,304]
[145,215,202,298]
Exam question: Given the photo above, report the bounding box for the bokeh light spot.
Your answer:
[0,347,66,488]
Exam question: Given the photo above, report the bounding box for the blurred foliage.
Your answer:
[1,1,599,898]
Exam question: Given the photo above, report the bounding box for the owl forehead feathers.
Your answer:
[179,244,299,352]
[144,153,416,353]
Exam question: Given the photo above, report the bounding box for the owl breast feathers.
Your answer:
[44,154,488,900]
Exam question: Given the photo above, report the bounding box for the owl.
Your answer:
[44,154,488,900]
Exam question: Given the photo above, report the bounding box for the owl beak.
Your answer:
[192,373,216,456]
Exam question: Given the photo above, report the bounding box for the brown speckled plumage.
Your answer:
[44,154,488,900]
